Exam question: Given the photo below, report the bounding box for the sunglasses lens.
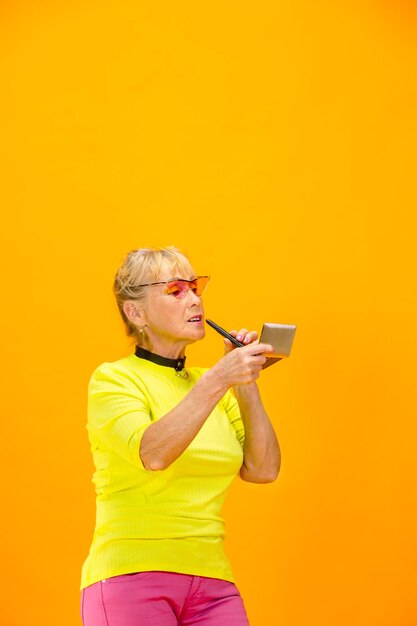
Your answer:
[194,276,209,296]
[165,276,210,299]
[165,280,189,299]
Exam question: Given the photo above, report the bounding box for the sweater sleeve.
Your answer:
[222,389,245,448]
[87,362,151,470]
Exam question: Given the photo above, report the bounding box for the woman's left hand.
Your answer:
[224,328,258,354]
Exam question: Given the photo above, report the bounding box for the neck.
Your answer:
[139,338,187,360]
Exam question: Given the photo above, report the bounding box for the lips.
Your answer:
[187,314,203,322]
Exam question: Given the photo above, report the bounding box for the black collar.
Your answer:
[134,346,186,372]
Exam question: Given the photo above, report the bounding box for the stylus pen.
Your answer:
[205,319,245,348]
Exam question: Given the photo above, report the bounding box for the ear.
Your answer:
[122,301,147,327]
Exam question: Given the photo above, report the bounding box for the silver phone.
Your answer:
[259,323,297,368]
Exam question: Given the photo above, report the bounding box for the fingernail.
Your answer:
[237,335,243,341]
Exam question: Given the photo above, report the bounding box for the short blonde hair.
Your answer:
[113,246,194,340]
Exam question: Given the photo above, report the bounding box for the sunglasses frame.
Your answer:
[138,276,210,299]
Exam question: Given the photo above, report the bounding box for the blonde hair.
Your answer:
[113,246,194,341]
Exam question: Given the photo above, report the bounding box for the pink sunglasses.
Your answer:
[138,276,210,300]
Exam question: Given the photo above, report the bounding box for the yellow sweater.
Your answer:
[81,353,245,589]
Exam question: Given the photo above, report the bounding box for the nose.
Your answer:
[185,287,202,305]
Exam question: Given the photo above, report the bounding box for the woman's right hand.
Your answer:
[210,341,274,388]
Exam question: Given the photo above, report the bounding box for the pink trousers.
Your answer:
[80,571,250,626]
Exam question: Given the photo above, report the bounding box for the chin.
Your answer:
[186,328,205,343]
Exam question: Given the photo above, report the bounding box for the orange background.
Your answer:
[1,1,417,625]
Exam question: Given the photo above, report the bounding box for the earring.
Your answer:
[138,327,145,343]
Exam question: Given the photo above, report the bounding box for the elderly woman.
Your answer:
[81,246,280,626]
